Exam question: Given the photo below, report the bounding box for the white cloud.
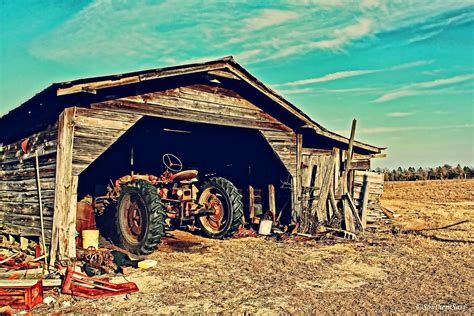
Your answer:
[373,74,474,103]
[385,112,413,117]
[416,74,474,88]
[279,59,432,87]
[243,9,299,31]
[407,30,443,44]
[336,123,474,135]
[278,87,380,95]
[389,60,434,70]
[282,70,379,86]
[373,89,426,103]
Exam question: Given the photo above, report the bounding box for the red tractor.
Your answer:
[94,154,244,255]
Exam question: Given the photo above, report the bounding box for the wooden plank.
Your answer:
[66,176,78,256]
[249,185,255,221]
[51,107,76,263]
[354,170,384,181]
[328,188,339,219]
[349,159,370,170]
[93,100,289,132]
[72,108,142,175]
[314,149,336,224]
[268,184,276,222]
[342,199,355,232]
[360,175,369,230]
[346,194,362,230]
[292,134,303,224]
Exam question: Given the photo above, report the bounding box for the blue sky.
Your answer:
[1,0,473,169]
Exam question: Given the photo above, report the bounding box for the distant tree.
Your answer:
[463,166,472,179]
[381,164,473,181]
[427,168,436,180]
[415,167,427,180]
[454,164,464,179]
[397,167,404,181]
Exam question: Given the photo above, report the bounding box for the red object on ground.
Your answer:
[61,266,139,299]
[76,201,97,247]
[76,201,97,232]
[0,280,43,310]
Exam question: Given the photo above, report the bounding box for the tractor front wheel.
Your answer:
[115,180,166,255]
[196,177,244,238]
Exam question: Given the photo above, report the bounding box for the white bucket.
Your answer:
[258,219,273,235]
[82,230,99,249]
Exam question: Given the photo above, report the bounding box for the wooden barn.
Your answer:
[0,57,384,262]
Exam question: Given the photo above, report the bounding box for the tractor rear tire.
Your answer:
[114,180,166,255]
[196,177,244,239]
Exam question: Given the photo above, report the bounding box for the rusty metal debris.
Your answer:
[61,266,139,299]
[78,246,116,274]
[232,226,258,238]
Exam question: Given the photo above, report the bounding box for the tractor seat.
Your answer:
[170,169,199,181]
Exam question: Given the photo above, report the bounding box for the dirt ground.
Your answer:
[38,180,473,314]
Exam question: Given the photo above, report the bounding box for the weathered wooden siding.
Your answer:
[297,149,340,231]
[88,84,297,176]
[72,108,143,175]
[0,123,58,242]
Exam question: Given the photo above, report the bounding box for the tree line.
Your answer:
[374,164,474,181]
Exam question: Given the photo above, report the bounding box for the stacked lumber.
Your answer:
[352,171,389,225]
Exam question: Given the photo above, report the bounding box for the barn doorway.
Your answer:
[77,116,293,225]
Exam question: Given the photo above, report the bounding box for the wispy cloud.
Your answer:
[282,70,378,86]
[279,87,380,95]
[385,112,413,117]
[278,59,432,87]
[336,123,474,135]
[27,0,474,66]
[407,30,443,44]
[373,74,474,103]
[243,9,299,31]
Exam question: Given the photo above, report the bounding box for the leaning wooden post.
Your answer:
[342,119,357,194]
[35,150,49,274]
[342,119,357,232]
[50,107,76,265]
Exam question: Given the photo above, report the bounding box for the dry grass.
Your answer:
[37,180,473,314]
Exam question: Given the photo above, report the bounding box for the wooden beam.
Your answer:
[50,107,76,264]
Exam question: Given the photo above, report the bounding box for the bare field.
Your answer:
[39,180,473,314]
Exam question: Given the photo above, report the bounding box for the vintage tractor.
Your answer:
[94,154,244,255]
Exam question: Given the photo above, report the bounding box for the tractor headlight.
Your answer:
[177,189,183,197]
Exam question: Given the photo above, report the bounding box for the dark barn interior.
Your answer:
[77,116,293,224]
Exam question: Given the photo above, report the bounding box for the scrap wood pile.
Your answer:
[0,231,155,312]
[296,120,397,237]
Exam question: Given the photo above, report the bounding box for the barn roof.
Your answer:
[0,56,383,153]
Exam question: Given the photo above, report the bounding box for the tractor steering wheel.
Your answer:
[162,153,183,172]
